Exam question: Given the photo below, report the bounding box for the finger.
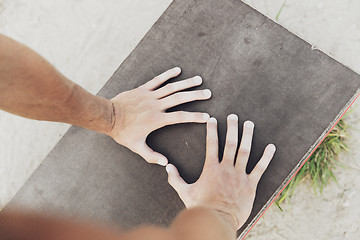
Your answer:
[154,76,203,98]
[249,144,276,183]
[142,67,181,90]
[165,111,210,125]
[222,114,239,166]
[205,117,219,167]
[166,164,189,195]
[160,89,211,109]
[235,120,255,172]
[135,142,168,166]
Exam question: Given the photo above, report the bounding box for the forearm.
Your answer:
[0,34,114,135]
[0,207,236,240]
[0,209,122,240]
[31,207,237,240]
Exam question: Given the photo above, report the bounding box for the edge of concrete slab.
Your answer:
[239,88,360,239]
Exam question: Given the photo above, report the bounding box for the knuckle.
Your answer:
[195,113,204,120]
[166,83,176,92]
[175,111,185,121]
[245,127,254,135]
[173,93,183,101]
[244,127,254,135]
[207,138,218,144]
[256,163,267,173]
[226,140,238,148]
[238,147,250,155]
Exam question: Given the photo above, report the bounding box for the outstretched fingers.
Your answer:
[204,117,219,167]
[165,111,210,125]
[154,76,203,99]
[222,114,239,166]
[142,67,182,90]
[159,89,211,109]
[249,144,276,183]
[235,120,255,172]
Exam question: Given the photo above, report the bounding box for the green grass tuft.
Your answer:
[275,110,352,208]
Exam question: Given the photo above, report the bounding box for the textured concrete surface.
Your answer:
[6,0,360,238]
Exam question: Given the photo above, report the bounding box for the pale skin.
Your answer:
[0,34,276,239]
[167,116,276,230]
[110,69,211,165]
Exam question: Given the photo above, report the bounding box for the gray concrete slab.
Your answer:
[6,0,360,238]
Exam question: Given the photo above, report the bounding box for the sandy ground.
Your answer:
[0,0,359,239]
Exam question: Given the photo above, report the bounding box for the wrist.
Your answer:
[62,84,116,136]
[211,209,238,232]
[96,97,116,136]
[170,207,236,240]
[104,99,116,136]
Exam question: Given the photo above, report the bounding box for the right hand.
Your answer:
[166,114,276,230]
[109,67,211,166]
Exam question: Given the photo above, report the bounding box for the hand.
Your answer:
[109,67,211,166]
[166,114,276,230]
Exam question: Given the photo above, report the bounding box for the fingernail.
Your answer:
[194,76,202,84]
[203,113,210,121]
[157,158,168,166]
[228,114,238,121]
[268,144,276,151]
[174,67,181,72]
[204,89,212,97]
[208,117,217,123]
[166,165,171,174]
[244,120,254,128]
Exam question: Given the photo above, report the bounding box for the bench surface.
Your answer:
[7,0,360,238]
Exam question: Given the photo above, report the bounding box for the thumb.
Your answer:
[166,164,188,194]
[135,142,168,166]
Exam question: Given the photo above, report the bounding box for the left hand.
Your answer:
[109,67,211,166]
[166,115,276,230]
